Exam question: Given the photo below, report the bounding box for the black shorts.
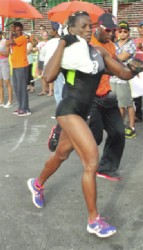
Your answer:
[56,97,91,120]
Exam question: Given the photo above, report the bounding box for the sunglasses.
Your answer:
[100,25,116,33]
[118,30,128,34]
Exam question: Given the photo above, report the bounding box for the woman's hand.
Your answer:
[60,34,79,47]
[128,54,143,75]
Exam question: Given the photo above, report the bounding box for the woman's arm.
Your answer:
[27,43,33,55]
[43,34,79,83]
[97,46,137,80]
[0,41,10,57]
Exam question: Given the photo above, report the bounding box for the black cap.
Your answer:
[118,21,130,31]
[98,13,118,29]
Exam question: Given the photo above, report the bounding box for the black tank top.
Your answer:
[62,45,105,105]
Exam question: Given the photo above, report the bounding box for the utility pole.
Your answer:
[112,0,118,18]
[31,0,35,30]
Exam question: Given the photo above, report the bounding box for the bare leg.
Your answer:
[127,106,135,128]
[47,82,53,96]
[41,77,47,94]
[57,115,99,220]
[4,79,13,104]
[38,130,73,184]
[119,107,125,119]
[37,115,99,220]
[37,70,46,95]
[0,79,4,104]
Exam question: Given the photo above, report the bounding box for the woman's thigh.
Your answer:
[57,114,99,168]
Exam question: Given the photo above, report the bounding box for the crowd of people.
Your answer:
[1,12,143,238]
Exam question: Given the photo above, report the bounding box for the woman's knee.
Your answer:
[55,144,72,162]
[4,80,10,88]
[82,155,99,172]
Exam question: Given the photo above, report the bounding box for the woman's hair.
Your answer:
[67,11,89,28]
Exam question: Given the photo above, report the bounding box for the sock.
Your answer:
[89,215,100,224]
[34,178,43,189]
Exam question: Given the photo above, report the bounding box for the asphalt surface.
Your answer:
[1,81,143,250]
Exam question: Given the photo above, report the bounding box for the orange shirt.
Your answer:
[11,35,28,68]
[90,34,116,96]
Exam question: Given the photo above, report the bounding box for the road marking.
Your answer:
[28,125,46,143]
[11,119,28,152]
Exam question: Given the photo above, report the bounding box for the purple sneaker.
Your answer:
[27,178,44,208]
[87,215,116,238]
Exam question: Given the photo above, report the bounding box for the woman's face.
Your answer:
[71,15,92,43]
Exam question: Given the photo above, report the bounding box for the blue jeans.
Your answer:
[54,72,65,105]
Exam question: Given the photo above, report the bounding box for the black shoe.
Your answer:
[48,124,61,152]
[96,171,121,181]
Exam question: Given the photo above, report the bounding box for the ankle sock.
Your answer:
[89,214,99,224]
[35,178,43,188]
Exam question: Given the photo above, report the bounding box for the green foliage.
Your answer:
[32,0,48,9]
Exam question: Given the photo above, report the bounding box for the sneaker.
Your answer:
[96,171,121,181]
[3,101,13,108]
[87,215,116,238]
[27,178,44,208]
[48,125,61,152]
[0,103,4,107]
[18,110,31,117]
[125,127,136,139]
[13,109,20,115]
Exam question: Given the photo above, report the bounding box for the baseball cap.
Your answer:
[98,13,118,29]
[138,21,143,27]
[51,21,63,36]
[118,21,130,31]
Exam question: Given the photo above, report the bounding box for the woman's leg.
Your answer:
[0,79,4,104]
[47,82,53,96]
[38,130,74,184]
[37,68,46,95]
[27,114,116,237]
[34,114,98,219]
[57,115,99,220]
[4,79,13,104]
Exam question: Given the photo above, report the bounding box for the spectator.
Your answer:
[35,25,46,43]
[89,13,125,181]
[42,21,64,102]
[110,21,136,139]
[35,31,49,96]
[133,21,143,122]
[0,30,13,108]
[26,35,35,93]
[8,22,31,116]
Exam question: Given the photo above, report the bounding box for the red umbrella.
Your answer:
[48,1,104,24]
[0,0,43,19]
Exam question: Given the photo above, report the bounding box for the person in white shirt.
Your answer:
[42,21,65,102]
[26,35,35,93]
[0,31,13,108]
[35,31,48,96]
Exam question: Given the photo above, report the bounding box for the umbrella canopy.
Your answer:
[48,1,104,24]
[0,0,43,19]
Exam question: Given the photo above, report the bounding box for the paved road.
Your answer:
[0,83,143,250]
